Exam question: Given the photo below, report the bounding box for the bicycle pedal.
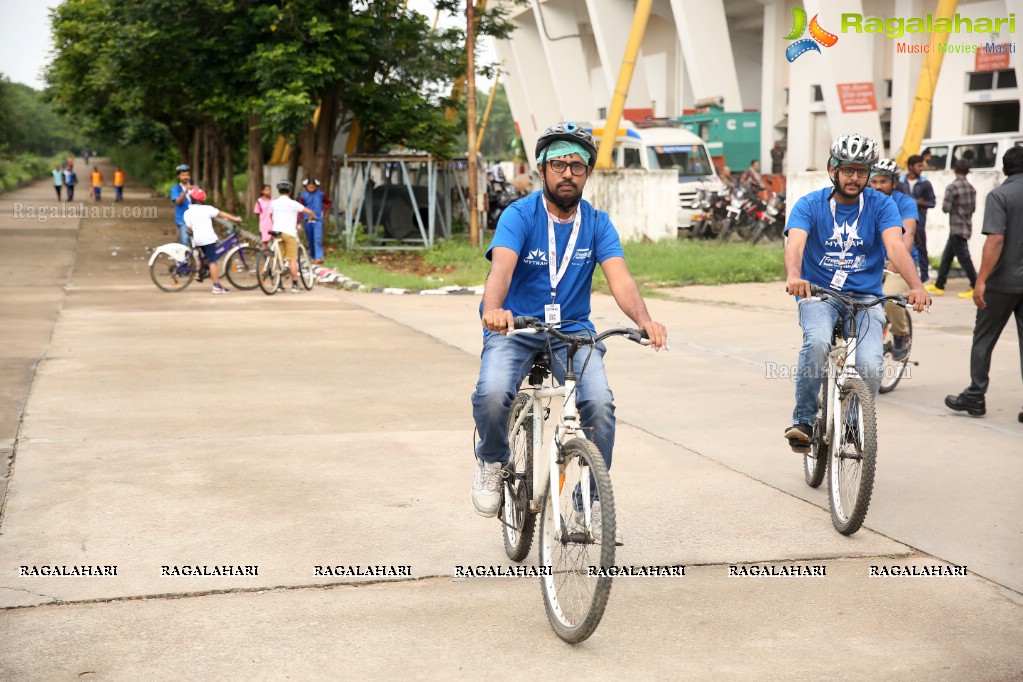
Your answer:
[788,441,811,454]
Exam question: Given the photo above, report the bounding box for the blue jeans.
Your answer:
[176,221,189,246]
[471,332,615,469]
[792,296,885,425]
[305,220,323,260]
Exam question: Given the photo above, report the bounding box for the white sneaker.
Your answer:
[211,284,230,295]
[470,460,503,517]
[590,501,624,546]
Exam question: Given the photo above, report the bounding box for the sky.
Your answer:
[0,0,495,91]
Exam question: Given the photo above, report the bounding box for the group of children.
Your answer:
[174,164,327,295]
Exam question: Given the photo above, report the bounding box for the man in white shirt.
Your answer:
[183,187,243,294]
[271,180,316,293]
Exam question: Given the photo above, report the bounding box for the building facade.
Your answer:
[494,0,1022,171]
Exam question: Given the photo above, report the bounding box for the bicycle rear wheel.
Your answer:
[257,249,281,295]
[804,373,829,488]
[298,244,315,290]
[538,437,614,644]
[224,245,261,290]
[502,393,536,562]
[149,250,198,292]
[879,315,912,393]
[828,376,877,535]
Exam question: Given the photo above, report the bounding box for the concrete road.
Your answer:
[1,171,1021,680]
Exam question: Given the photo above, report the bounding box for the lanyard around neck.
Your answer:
[546,206,581,303]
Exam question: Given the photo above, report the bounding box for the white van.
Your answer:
[920,133,1023,172]
[586,121,720,229]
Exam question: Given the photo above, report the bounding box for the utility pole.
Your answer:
[466,0,480,247]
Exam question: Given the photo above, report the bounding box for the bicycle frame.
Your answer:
[507,353,589,541]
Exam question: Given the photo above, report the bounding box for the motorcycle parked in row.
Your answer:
[718,183,765,242]
[690,185,731,239]
[750,191,787,245]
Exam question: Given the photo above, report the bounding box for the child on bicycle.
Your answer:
[270,180,316,293]
[183,188,243,295]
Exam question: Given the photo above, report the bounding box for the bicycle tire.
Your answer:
[879,314,912,394]
[224,245,261,290]
[502,393,537,562]
[804,373,829,488]
[149,249,198,292]
[257,249,281,295]
[828,376,877,535]
[538,437,614,644]
[298,244,315,290]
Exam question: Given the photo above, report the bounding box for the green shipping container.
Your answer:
[680,107,761,172]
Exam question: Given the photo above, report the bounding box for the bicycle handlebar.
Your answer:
[808,285,908,309]
[512,316,650,346]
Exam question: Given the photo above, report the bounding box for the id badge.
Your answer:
[544,303,562,325]
[830,269,848,291]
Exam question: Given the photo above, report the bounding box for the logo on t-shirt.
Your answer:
[524,249,548,265]
[822,222,866,271]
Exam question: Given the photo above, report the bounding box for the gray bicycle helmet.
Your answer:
[829,133,880,166]
[276,180,294,191]
[535,122,598,167]
[871,157,901,179]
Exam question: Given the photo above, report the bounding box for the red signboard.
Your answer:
[836,82,878,113]
[976,43,1011,71]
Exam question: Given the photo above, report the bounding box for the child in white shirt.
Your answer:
[183,188,243,294]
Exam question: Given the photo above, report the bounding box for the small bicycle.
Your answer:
[802,285,909,535]
[148,218,260,292]
[501,316,649,644]
[256,231,315,295]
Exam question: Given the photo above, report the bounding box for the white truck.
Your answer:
[586,121,721,231]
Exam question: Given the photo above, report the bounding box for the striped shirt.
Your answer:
[942,176,976,238]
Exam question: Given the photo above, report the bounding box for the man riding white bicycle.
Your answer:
[470,122,668,541]
[783,133,930,452]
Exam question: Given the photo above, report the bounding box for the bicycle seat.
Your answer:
[269,230,281,238]
[528,351,552,386]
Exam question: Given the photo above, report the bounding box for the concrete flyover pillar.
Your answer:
[585,0,653,116]
[802,0,885,152]
[530,0,595,123]
[668,0,743,111]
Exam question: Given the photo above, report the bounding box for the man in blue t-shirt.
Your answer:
[469,123,668,535]
[170,164,196,245]
[783,134,929,451]
[869,158,919,360]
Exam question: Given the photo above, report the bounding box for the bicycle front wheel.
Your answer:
[298,244,315,290]
[828,376,877,535]
[257,249,281,295]
[538,437,614,644]
[224,245,261,290]
[879,315,912,393]
[804,373,829,488]
[149,250,198,292]
[502,393,536,562]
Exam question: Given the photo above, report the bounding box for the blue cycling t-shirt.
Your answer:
[170,184,191,224]
[785,186,902,296]
[484,192,624,334]
[891,190,920,263]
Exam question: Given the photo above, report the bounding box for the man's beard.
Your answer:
[543,182,582,213]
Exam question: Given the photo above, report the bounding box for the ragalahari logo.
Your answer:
[785,7,839,62]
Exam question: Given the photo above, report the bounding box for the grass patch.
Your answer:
[322,235,785,291]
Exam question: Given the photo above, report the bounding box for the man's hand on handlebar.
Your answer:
[906,286,931,313]
[640,320,669,351]
[786,277,811,299]
[481,308,515,334]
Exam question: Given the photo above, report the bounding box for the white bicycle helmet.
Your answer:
[535,122,598,167]
[830,133,879,166]
[871,157,901,178]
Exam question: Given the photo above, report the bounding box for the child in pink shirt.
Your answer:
[253,184,274,244]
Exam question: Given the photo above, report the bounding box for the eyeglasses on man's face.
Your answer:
[837,166,870,178]
[547,159,588,176]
